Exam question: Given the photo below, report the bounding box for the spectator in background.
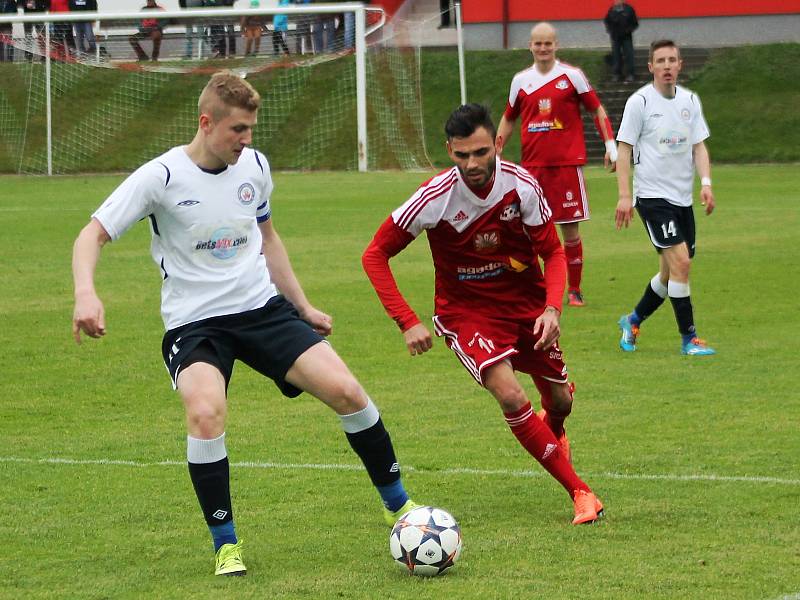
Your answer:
[69,0,97,55]
[0,0,16,62]
[20,0,48,61]
[180,0,204,59]
[438,0,451,29]
[241,0,264,56]
[49,0,76,56]
[604,0,638,83]
[292,0,313,55]
[129,0,164,62]
[271,0,289,56]
[343,0,365,50]
[312,0,336,53]
[208,0,237,59]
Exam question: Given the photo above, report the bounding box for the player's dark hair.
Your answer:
[649,39,680,62]
[444,104,496,140]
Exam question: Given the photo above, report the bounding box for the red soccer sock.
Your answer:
[504,402,589,498]
[564,237,583,292]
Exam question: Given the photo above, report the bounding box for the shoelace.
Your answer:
[217,542,243,567]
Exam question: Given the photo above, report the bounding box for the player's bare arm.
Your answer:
[693,141,715,215]
[258,219,332,336]
[496,114,515,156]
[72,218,112,344]
[615,142,634,228]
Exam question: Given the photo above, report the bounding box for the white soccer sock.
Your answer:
[650,273,668,298]
[667,280,690,298]
[187,432,227,464]
[339,398,380,433]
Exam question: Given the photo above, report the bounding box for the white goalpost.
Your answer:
[0,3,431,175]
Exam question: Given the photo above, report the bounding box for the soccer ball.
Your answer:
[389,506,462,576]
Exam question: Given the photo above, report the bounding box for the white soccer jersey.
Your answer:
[617,83,710,207]
[92,146,277,330]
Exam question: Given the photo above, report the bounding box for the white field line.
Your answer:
[2,456,800,486]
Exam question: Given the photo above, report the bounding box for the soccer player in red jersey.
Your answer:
[362,104,604,525]
[498,22,618,307]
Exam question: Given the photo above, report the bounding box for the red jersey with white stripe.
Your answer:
[504,61,601,167]
[362,158,567,331]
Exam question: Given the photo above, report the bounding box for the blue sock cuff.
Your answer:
[377,480,409,512]
[209,521,237,552]
[630,310,641,326]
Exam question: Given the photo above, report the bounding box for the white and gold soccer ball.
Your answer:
[389,506,462,576]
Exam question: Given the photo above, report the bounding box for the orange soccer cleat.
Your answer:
[572,490,605,525]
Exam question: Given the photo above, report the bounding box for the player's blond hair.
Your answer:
[198,71,261,121]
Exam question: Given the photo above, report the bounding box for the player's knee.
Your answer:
[549,383,574,415]
[324,376,368,413]
[185,400,225,437]
[493,385,529,413]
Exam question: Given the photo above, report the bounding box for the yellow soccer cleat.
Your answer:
[383,499,423,527]
[214,541,247,576]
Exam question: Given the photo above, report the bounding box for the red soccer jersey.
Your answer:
[362,159,567,330]
[504,61,601,168]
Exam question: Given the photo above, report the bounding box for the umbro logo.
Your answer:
[177,199,200,206]
[542,443,557,460]
[452,210,469,223]
[573,210,582,218]
[212,509,228,520]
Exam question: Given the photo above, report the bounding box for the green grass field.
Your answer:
[1,165,799,599]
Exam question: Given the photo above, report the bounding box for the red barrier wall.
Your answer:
[462,0,800,23]
[372,0,406,18]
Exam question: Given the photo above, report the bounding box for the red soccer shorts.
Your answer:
[432,313,568,386]
[524,165,590,224]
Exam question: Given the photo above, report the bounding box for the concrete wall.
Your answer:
[464,14,800,50]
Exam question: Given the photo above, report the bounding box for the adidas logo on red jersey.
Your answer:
[452,210,469,223]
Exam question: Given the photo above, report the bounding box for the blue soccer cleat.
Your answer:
[618,314,639,352]
[681,337,716,356]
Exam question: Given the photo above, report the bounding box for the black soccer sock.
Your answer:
[667,280,696,339]
[187,434,236,550]
[340,400,401,487]
[634,274,668,323]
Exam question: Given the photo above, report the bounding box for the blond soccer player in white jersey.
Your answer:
[615,40,716,356]
[72,71,418,577]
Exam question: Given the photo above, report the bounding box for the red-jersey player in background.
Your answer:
[498,22,618,307]
[362,104,604,525]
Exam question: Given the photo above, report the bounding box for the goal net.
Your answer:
[0,4,431,174]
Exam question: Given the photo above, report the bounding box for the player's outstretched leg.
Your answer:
[339,399,418,525]
[285,342,419,526]
[486,365,602,524]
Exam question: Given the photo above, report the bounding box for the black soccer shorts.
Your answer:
[635,197,697,258]
[161,295,325,397]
